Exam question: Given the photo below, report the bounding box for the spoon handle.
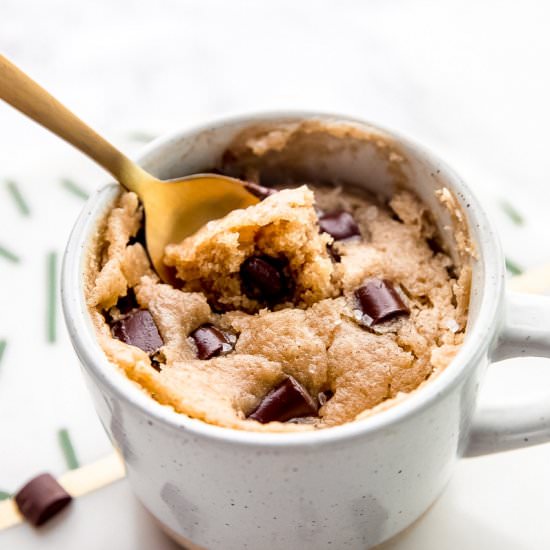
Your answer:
[0,54,149,193]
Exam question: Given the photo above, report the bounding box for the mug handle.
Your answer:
[465,291,550,456]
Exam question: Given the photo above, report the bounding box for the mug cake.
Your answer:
[85,122,470,432]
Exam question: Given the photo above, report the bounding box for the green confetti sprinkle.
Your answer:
[126,130,156,143]
[0,244,20,264]
[0,491,11,501]
[5,179,30,216]
[505,257,523,276]
[61,178,89,200]
[499,200,524,226]
[58,428,79,470]
[46,251,57,343]
[0,340,6,366]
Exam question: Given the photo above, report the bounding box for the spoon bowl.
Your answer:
[139,173,258,282]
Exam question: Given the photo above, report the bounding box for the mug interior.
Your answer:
[62,112,505,446]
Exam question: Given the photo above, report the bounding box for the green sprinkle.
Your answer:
[0,491,11,501]
[0,340,6,366]
[499,200,524,226]
[505,257,523,276]
[126,130,156,143]
[58,428,79,470]
[0,244,20,264]
[5,179,30,216]
[61,178,89,200]
[46,251,57,343]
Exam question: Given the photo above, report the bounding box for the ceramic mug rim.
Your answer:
[61,110,505,449]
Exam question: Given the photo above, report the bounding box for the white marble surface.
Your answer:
[1,0,550,548]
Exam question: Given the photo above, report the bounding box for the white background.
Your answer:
[1,1,550,548]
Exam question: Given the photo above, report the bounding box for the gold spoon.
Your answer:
[0,54,259,282]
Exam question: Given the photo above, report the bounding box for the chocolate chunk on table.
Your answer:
[354,279,409,326]
[111,309,163,355]
[318,210,360,240]
[15,473,72,527]
[240,256,286,301]
[243,181,278,201]
[190,324,234,360]
[248,376,318,423]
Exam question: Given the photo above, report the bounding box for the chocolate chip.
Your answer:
[243,181,278,200]
[354,279,409,326]
[15,473,72,526]
[240,256,286,301]
[248,376,318,423]
[190,324,234,360]
[319,210,360,240]
[111,309,163,355]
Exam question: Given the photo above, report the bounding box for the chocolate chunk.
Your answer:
[15,473,72,526]
[243,181,278,201]
[190,324,234,360]
[111,309,163,355]
[240,256,286,301]
[248,376,318,423]
[354,279,409,326]
[319,210,360,240]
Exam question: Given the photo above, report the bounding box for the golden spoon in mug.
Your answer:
[0,54,258,282]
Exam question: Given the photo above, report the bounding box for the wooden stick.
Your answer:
[0,452,125,530]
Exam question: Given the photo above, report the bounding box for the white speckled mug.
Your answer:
[62,113,550,549]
